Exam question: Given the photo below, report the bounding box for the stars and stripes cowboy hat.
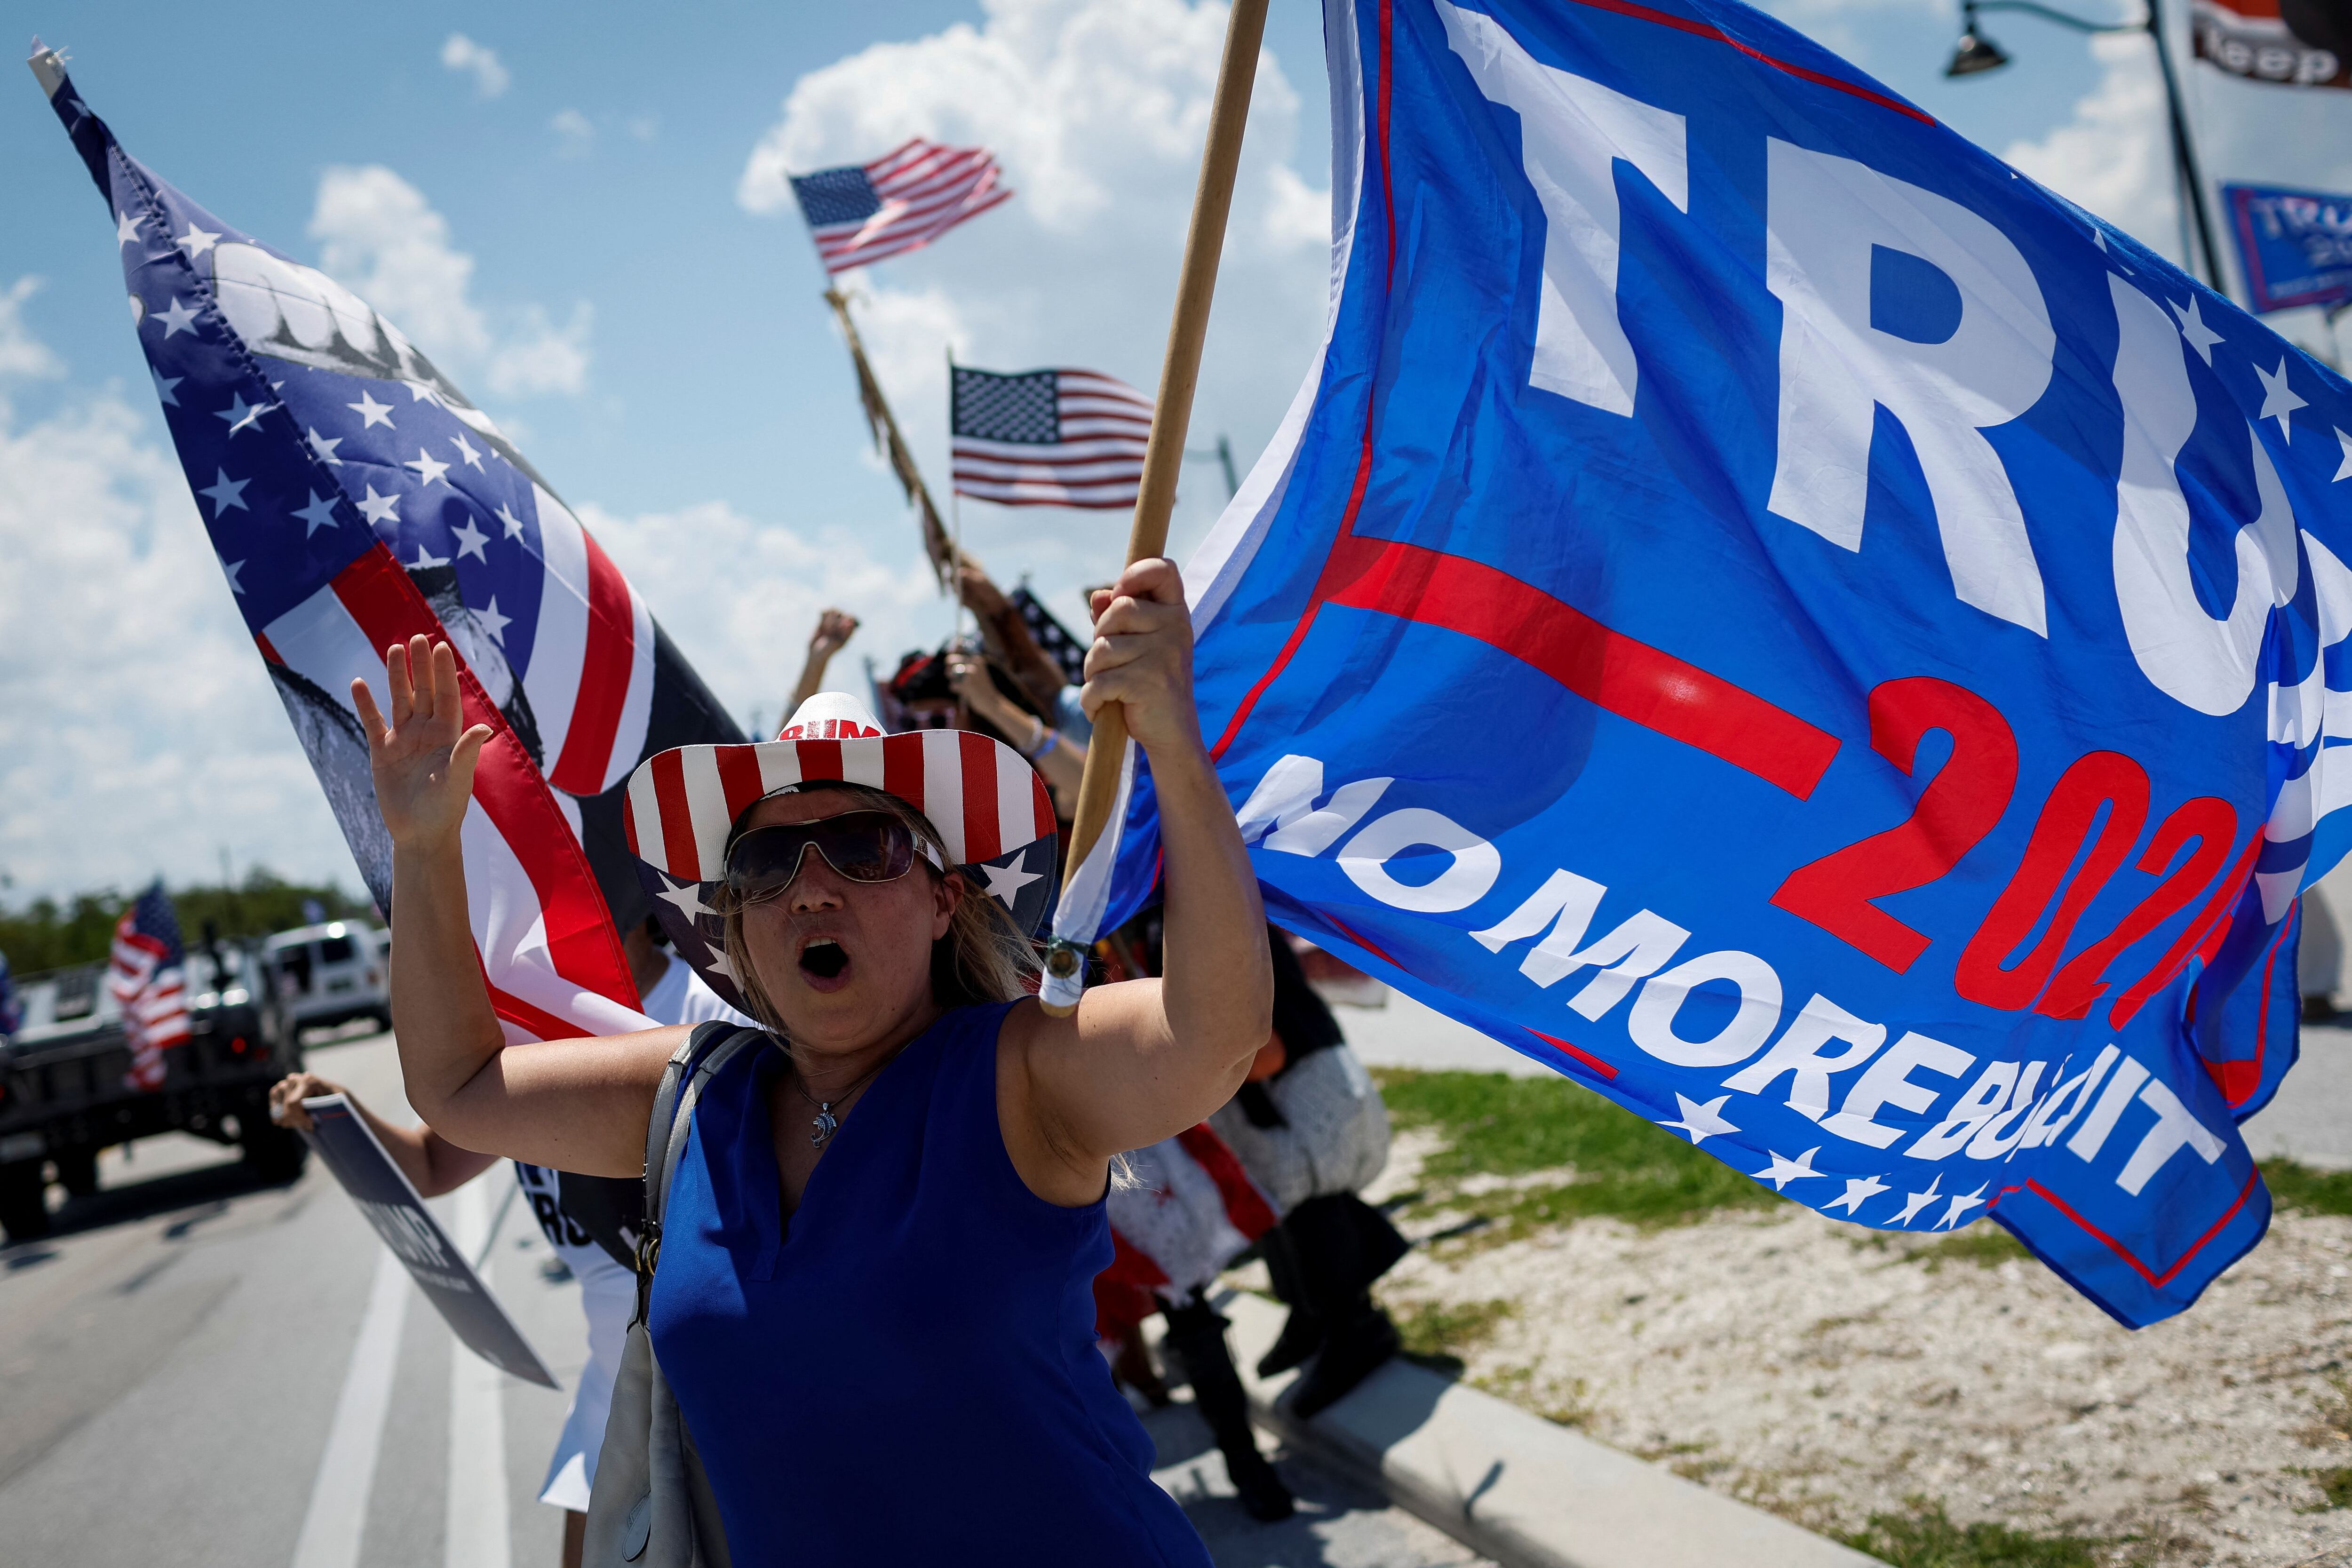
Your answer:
[622,692,1059,1012]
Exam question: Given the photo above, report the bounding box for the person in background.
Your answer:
[787,608,860,717]
[948,646,1087,809]
[0,949,20,1039]
[270,912,751,1568]
[1109,909,1408,1419]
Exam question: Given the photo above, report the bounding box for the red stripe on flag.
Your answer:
[1319,535,1840,799]
[884,735,927,820]
[548,529,637,796]
[1033,776,1057,841]
[961,732,1002,864]
[331,546,636,1010]
[2021,1168,2261,1289]
[1527,1027,1618,1080]
[1556,0,1935,124]
[485,980,590,1044]
[1174,1124,1279,1240]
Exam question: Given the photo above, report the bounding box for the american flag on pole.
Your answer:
[951,366,1154,509]
[109,881,190,1092]
[789,138,1012,275]
[35,44,747,1055]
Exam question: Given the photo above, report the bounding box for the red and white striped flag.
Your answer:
[109,882,191,1092]
[951,366,1154,509]
[789,138,1013,275]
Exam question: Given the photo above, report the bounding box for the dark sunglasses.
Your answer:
[723,811,943,904]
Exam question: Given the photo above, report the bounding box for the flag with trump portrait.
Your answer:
[33,42,746,1049]
[1067,0,2352,1326]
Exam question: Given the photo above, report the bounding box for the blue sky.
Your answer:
[4,0,2349,903]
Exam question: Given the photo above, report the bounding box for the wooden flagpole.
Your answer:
[824,287,967,591]
[1041,0,1269,1013]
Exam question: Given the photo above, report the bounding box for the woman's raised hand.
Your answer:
[1084,558,1202,757]
[352,636,493,852]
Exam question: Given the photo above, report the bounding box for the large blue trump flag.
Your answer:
[1064,0,2352,1325]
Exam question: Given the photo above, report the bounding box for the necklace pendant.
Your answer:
[810,1105,839,1150]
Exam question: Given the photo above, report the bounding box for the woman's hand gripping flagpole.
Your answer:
[1040,0,1270,1016]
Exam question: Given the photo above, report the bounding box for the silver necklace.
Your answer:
[789,1058,888,1150]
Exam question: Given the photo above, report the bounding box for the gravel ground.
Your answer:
[1330,1128,2352,1567]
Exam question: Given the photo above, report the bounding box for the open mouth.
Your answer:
[798,937,850,983]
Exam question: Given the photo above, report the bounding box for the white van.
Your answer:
[264,922,391,1036]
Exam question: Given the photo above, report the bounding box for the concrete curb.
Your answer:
[1207,1289,1879,1568]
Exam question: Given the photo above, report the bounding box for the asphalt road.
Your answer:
[0,1029,1484,1568]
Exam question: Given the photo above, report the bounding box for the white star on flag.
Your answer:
[214,392,272,435]
[476,596,512,645]
[653,871,711,922]
[355,486,401,527]
[703,945,740,985]
[496,502,526,539]
[1892,1178,1943,1226]
[1823,1174,1888,1215]
[115,209,141,247]
[173,221,220,258]
[221,557,246,594]
[979,849,1043,909]
[152,296,199,336]
[2169,295,2223,365]
[306,427,344,465]
[405,447,452,487]
[2256,358,2307,442]
[347,391,395,429]
[293,492,342,536]
[2335,429,2352,483]
[1660,1093,1738,1146]
[198,469,250,515]
[451,432,484,469]
[411,543,450,571]
[402,378,449,408]
[451,517,490,561]
[150,367,180,406]
[1936,1185,1990,1230]
[1754,1147,1823,1191]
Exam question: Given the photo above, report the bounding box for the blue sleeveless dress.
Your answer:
[648,1001,1213,1567]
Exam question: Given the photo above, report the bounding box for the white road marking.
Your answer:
[291,1248,410,1568]
[446,1178,513,1568]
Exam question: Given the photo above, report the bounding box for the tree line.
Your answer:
[0,869,375,975]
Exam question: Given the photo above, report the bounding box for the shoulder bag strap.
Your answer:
[633,1023,768,1322]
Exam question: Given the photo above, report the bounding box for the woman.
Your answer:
[357,558,1270,1565]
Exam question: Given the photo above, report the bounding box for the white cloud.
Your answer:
[0,305,356,901]
[440,32,510,100]
[2003,32,2178,263]
[627,113,661,143]
[551,108,596,158]
[577,501,946,732]
[308,164,592,398]
[0,277,64,380]
[735,0,1334,600]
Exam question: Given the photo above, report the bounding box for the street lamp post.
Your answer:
[1946,0,2229,295]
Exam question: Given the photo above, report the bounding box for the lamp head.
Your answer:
[1946,21,2012,75]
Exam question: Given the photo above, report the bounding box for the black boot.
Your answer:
[1254,1223,1324,1377]
[1286,1295,1400,1418]
[1276,1194,1408,1418]
[1161,1295,1295,1523]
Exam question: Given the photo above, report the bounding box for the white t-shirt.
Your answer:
[638,951,758,1031]
[527,948,756,1510]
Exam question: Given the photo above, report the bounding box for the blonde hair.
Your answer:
[714,781,1041,1034]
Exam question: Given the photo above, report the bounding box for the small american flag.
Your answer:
[951,366,1154,509]
[109,881,190,1092]
[790,138,1013,275]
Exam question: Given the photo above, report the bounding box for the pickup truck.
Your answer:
[0,939,305,1243]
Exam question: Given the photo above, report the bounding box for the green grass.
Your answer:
[1836,1500,2106,1567]
[2261,1159,2352,1217]
[1374,1068,1787,1231]
[1391,1297,1517,1374]
[2296,1466,2352,1512]
[1908,1224,2033,1272]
